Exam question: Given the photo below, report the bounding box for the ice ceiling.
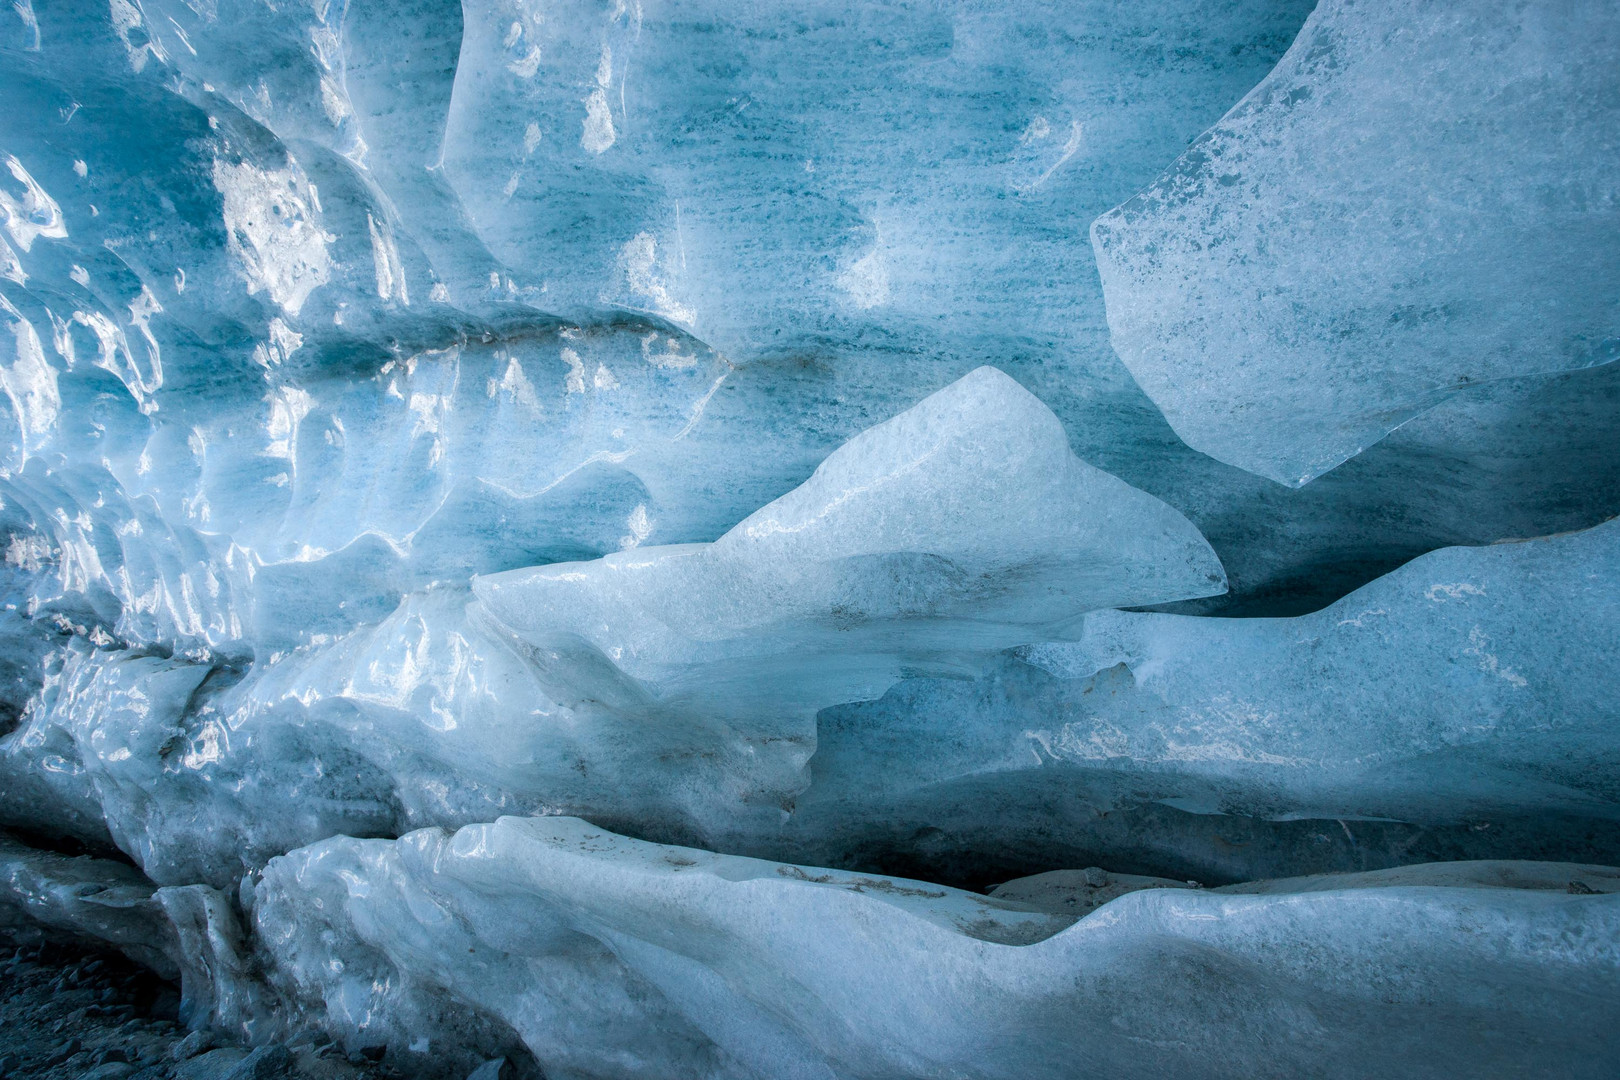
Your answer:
[0,1,1616,1077]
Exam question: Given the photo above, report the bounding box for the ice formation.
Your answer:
[0,0,1617,1076]
[475,365,1225,747]
[0,368,1224,889]
[5,818,1616,1079]
[792,519,1620,883]
[1092,0,1620,486]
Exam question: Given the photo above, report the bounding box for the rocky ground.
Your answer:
[0,941,468,1080]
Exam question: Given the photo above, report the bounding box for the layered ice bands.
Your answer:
[793,518,1620,884]
[0,0,1616,1075]
[1091,0,1620,486]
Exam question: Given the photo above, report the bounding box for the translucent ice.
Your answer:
[0,0,1613,664]
[246,816,1620,1080]
[0,367,1224,885]
[1092,0,1620,485]
[790,519,1620,883]
[475,366,1226,736]
[0,1,1617,1074]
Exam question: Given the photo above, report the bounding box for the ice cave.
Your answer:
[0,1,1616,1077]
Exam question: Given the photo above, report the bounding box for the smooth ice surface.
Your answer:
[8,816,1619,1078]
[247,815,1620,1080]
[791,519,1620,883]
[1092,0,1620,486]
[989,859,1620,915]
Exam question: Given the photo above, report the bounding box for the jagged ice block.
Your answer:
[1091,0,1620,485]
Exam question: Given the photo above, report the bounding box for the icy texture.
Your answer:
[990,859,1620,915]
[0,832,179,979]
[0,368,1223,886]
[475,365,1225,737]
[0,0,1312,663]
[1,0,1611,660]
[0,1,1617,1074]
[7,818,1618,1078]
[436,0,1315,363]
[791,519,1620,883]
[246,816,1620,1080]
[1092,0,1620,486]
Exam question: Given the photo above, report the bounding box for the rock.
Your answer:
[78,1064,136,1080]
[221,1045,294,1080]
[173,1048,248,1080]
[171,1030,215,1062]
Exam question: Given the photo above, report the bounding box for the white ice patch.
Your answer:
[367,213,409,305]
[617,232,694,327]
[0,293,60,466]
[836,236,889,310]
[487,355,542,413]
[13,0,39,51]
[69,304,160,411]
[108,0,167,72]
[252,317,304,369]
[639,332,697,370]
[213,158,333,316]
[619,503,652,550]
[1016,120,1083,193]
[1,155,68,252]
[581,44,616,154]
[0,237,25,285]
[560,347,586,394]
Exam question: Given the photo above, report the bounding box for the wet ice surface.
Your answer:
[0,0,1618,1076]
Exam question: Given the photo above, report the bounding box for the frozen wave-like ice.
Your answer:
[0,0,1617,1074]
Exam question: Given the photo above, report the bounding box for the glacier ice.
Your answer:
[1092,0,1620,486]
[244,817,1619,1080]
[789,518,1620,884]
[1,367,1224,886]
[0,0,1612,664]
[0,831,180,980]
[7,816,1618,1078]
[475,365,1225,743]
[0,0,1617,1075]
